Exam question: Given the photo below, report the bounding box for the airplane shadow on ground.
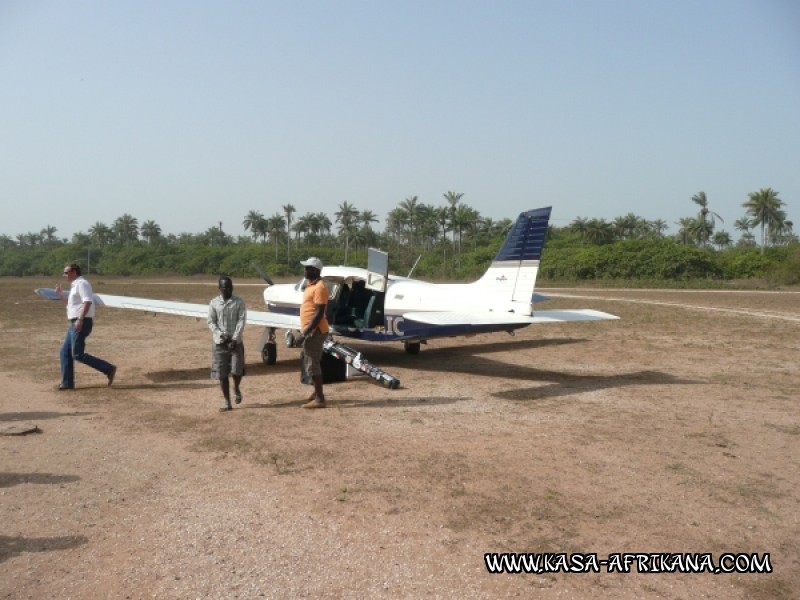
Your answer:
[323,337,702,404]
[139,339,577,386]
[0,473,80,488]
[258,395,462,410]
[111,382,212,392]
[137,337,701,404]
[0,535,88,564]
[491,369,700,403]
[372,337,587,364]
[0,411,94,423]
[145,361,299,384]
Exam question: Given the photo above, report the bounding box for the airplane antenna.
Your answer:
[407,255,422,278]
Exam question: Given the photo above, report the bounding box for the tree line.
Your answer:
[1,188,797,284]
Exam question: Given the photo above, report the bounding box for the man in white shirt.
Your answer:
[54,263,117,390]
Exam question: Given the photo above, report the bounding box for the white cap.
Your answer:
[300,257,323,271]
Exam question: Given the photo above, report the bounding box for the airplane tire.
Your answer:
[262,342,277,365]
[404,342,421,355]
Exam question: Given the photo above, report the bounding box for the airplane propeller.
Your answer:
[250,261,274,286]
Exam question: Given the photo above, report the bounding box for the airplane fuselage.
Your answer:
[262,265,536,345]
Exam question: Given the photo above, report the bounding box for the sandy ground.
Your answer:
[1,278,798,599]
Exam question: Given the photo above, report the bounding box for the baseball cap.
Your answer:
[300,257,324,271]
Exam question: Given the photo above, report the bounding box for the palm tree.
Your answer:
[71,231,91,245]
[359,209,379,230]
[243,210,265,242]
[742,188,785,254]
[416,204,439,250]
[443,191,464,244]
[291,219,308,246]
[112,214,139,246]
[0,234,15,249]
[467,212,485,250]
[691,217,713,247]
[89,222,113,246]
[733,217,753,247]
[335,202,360,264]
[203,225,228,246]
[712,231,732,251]
[734,217,752,235]
[267,213,286,260]
[612,213,638,240]
[675,218,697,245]
[140,220,162,244]
[583,218,614,245]
[434,207,451,262]
[295,213,315,245]
[358,210,379,250]
[40,225,58,245]
[316,213,332,239]
[256,217,269,244]
[639,218,668,239]
[282,204,296,264]
[301,213,321,244]
[451,204,478,254]
[385,208,406,245]
[768,212,794,246]
[570,217,589,233]
[397,195,420,247]
[651,219,668,238]
[691,191,724,247]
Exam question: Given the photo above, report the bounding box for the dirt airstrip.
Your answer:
[1,278,798,599]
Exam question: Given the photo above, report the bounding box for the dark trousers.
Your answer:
[60,319,114,387]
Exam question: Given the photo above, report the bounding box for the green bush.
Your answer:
[766,245,800,285]
[540,241,721,280]
[2,236,797,286]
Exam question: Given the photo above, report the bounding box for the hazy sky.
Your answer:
[2,0,798,240]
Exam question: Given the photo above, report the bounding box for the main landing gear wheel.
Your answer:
[262,342,277,365]
[404,341,421,355]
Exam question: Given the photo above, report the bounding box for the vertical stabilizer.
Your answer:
[475,207,551,303]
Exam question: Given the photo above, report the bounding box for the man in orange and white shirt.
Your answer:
[294,257,329,409]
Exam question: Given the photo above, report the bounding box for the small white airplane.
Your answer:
[38,207,618,387]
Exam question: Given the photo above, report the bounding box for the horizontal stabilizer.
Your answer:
[403,308,618,327]
[530,309,619,323]
[34,288,61,301]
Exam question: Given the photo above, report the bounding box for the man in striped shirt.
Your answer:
[208,276,247,412]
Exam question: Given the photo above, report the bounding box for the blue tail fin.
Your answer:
[493,207,551,262]
[475,207,551,306]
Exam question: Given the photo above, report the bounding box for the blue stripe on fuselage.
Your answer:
[331,316,528,342]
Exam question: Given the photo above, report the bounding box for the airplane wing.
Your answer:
[93,293,300,329]
[402,308,618,326]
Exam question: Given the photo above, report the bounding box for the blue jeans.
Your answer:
[60,319,114,388]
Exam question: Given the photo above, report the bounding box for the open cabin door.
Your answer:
[366,248,389,293]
